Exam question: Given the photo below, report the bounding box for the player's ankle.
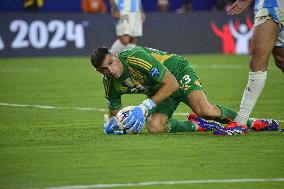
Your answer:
[234,115,248,125]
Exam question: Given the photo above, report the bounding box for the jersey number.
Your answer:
[179,75,191,90]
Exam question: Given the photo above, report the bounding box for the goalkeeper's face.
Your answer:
[98,53,124,79]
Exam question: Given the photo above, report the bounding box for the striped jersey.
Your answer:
[115,0,141,12]
[254,0,284,10]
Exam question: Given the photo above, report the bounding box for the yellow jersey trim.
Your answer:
[127,57,152,71]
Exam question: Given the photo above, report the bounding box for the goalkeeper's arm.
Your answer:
[151,69,179,106]
[140,69,180,116]
[122,70,179,133]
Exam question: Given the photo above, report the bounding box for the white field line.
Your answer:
[0,102,107,112]
[30,178,284,189]
[0,102,283,123]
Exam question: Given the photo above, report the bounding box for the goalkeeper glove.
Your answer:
[103,114,124,135]
[123,99,156,133]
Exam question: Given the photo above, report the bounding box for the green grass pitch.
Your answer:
[0,55,283,189]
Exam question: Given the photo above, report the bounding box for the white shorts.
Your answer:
[254,7,284,47]
[116,11,143,37]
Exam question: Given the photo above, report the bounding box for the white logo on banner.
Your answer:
[229,21,253,55]
[9,20,85,49]
[0,35,4,50]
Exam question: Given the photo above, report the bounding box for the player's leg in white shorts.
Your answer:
[273,8,284,72]
[255,7,284,72]
[254,7,284,47]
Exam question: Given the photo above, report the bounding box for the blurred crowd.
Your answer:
[2,0,244,13]
[158,0,236,13]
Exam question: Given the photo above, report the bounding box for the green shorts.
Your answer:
[152,60,204,118]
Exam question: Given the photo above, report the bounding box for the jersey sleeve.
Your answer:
[126,49,167,83]
[103,77,122,110]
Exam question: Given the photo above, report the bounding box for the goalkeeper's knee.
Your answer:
[146,114,168,133]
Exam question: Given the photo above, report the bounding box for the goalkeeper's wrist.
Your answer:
[139,99,156,116]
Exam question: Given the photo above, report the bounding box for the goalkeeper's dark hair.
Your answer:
[90,47,109,69]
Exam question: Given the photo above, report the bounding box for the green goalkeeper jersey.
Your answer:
[103,46,200,110]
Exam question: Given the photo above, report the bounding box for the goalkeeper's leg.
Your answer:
[146,113,222,133]
[168,118,198,132]
[187,90,250,133]
[146,113,199,133]
[147,96,204,133]
[146,113,169,133]
[216,105,254,127]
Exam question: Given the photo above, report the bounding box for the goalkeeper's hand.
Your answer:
[123,99,156,133]
[103,114,124,135]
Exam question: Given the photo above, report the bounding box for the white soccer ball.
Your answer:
[116,111,131,130]
[115,106,134,131]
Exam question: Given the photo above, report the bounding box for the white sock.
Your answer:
[235,71,267,124]
[110,39,125,53]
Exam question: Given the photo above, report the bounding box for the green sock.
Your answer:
[216,105,253,127]
[168,118,198,132]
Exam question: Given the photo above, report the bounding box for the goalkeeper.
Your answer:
[90,46,279,135]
